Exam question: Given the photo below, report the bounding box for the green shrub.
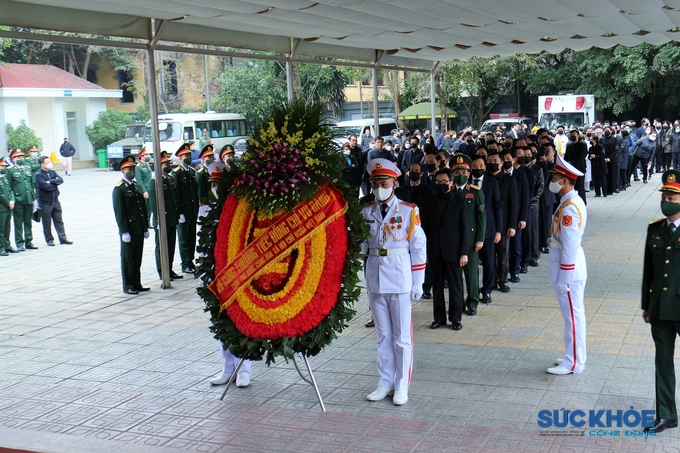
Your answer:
[5,120,43,153]
[85,108,132,151]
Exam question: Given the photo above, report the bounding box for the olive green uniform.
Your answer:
[148,175,179,278]
[25,156,41,178]
[196,166,210,206]
[643,217,680,420]
[5,164,36,248]
[0,171,15,253]
[112,178,149,291]
[172,164,199,270]
[136,161,153,225]
[456,184,486,311]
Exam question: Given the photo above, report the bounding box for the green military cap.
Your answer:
[200,144,214,160]
[117,155,136,171]
[451,153,471,171]
[220,144,235,161]
[660,169,680,194]
[175,143,192,157]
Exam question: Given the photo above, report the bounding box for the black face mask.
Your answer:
[604,132,611,137]
[471,168,484,178]
[436,184,449,195]
[502,160,513,170]
[426,163,437,173]
[487,163,499,173]
[409,172,421,182]
[570,136,578,142]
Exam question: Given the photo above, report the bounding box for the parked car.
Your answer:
[107,122,146,170]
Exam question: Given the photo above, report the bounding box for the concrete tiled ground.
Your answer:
[0,168,677,452]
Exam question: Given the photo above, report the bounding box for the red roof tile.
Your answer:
[0,64,104,90]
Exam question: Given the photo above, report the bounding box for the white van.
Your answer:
[332,118,398,145]
[538,95,595,130]
[144,112,249,160]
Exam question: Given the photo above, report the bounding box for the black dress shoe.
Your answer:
[541,247,550,254]
[124,288,139,295]
[451,321,462,331]
[422,291,432,299]
[529,260,539,267]
[499,283,510,293]
[47,242,55,247]
[520,266,528,274]
[183,267,196,274]
[25,244,38,250]
[135,286,150,292]
[18,246,25,251]
[466,307,477,316]
[482,294,492,304]
[170,271,183,280]
[0,251,8,256]
[7,248,19,253]
[510,274,520,283]
[429,321,446,329]
[644,419,678,434]
[60,240,73,245]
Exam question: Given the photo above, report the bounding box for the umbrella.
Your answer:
[397,102,457,120]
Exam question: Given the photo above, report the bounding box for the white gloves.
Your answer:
[122,233,131,243]
[557,282,570,293]
[410,285,423,301]
[144,231,149,239]
[179,214,186,224]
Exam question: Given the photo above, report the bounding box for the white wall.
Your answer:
[26,98,55,156]
[0,98,29,153]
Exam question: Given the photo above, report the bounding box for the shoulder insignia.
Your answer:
[649,218,666,225]
[400,201,416,208]
[469,184,480,190]
[415,214,421,225]
[562,215,572,227]
[367,201,375,205]
[172,167,181,173]
[116,181,123,187]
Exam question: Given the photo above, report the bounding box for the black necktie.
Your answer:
[473,178,480,186]
[380,203,388,219]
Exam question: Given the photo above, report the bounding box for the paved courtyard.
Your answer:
[0,167,676,452]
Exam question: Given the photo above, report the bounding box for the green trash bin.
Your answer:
[97,149,107,168]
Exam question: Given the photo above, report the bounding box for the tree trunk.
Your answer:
[82,46,94,81]
[435,71,447,133]
[477,91,484,129]
[516,79,521,115]
[647,81,656,119]
[26,42,35,64]
[385,70,405,129]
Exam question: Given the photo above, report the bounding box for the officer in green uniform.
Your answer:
[112,155,150,295]
[452,154,486,316]
[642,169,680,434]
[0,157,18,256]
[172,143,199,274]
[220,144,235,168]
[26,146,42,178]
[148,151,183,281]
[196,144,215,207]
[6,149,37,250]
[136,147,153,226]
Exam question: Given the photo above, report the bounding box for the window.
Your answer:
[117,70,134,103]
[162,60,178,95]
[195,120,249,138]
[184,127,194,140]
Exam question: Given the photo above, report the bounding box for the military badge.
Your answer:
[390,217,396,224]
[466,193,474,199]
[562,215,572,227]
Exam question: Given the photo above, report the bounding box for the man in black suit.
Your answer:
[421,168,470,331]
[502,149,529,284]
[471,154,502,304]
[407,162,436,299]
[565,129,588,204]
[347,134,365,189]
[422,151,439,188]
[487,151,518,293]
[538,140,557,254]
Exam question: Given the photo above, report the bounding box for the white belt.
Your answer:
[369,248,409,256]
[548,238,562,249]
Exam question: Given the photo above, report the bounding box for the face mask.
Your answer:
[426,163,437,173]
[471,168,484,178]
[211,187,219,200]
[454,175,468,186]
[126,170,136,180]
[343,149,351,155]
[373,186,393,202]
[145,156,151,162]
[46,162,53,170]
[523,156,532,165]
[370,144,375,150]
[650,136,657,142]
[183,157,192,166]
[31,152,38,157]
[570,136,577,142]
[409,172,421,182]
[487,163,499,173]
[664,126,669,131]
[502,161,513,170]
[467,139,473,143]
[549,179,564,193]
[205,159,215,166]
[385,146,392,151]
[558,131,563,135]
[605,132,611,137]
[661,201,680,217]
[16,159,25,165]
[162,165,172,174]
[436,184,449,194]
[675,129,680,133]
[405,144,411,149]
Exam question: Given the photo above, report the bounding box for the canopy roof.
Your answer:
[398,102,457,119]
[4,0,680,69]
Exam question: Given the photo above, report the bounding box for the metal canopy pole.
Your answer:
[286,60,294,102]
[146,18,172,289]
[430,64,437,136]
[372,65,379,140]
[204,44,211,111]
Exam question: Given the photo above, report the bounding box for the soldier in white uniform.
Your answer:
[361,158,427,406]
[547,154,588,375]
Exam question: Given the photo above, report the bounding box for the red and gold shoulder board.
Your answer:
[400,201,416,208]
[415,214,421,225]
[562,215,572,227]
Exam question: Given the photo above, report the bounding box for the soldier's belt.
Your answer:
[369,248,409,256]
[548,238,562,249]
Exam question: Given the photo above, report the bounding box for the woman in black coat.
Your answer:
[589,135,608,197]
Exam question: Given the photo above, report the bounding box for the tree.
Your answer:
[85,108,132,151]
[5,120,43,151]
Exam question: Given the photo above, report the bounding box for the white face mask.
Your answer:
[549,179,564,194]
[343,149,351,155]
[46,162,54,170]
[211,187,218,199]
[370,144,375,150]
[385,146,392,151]
[405,144,411,149]
[373,186,393,202]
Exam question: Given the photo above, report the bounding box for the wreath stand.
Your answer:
[219,354,326,411]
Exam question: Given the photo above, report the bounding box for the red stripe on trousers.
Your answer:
[408,316,413,386]
[567,289,577,371]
